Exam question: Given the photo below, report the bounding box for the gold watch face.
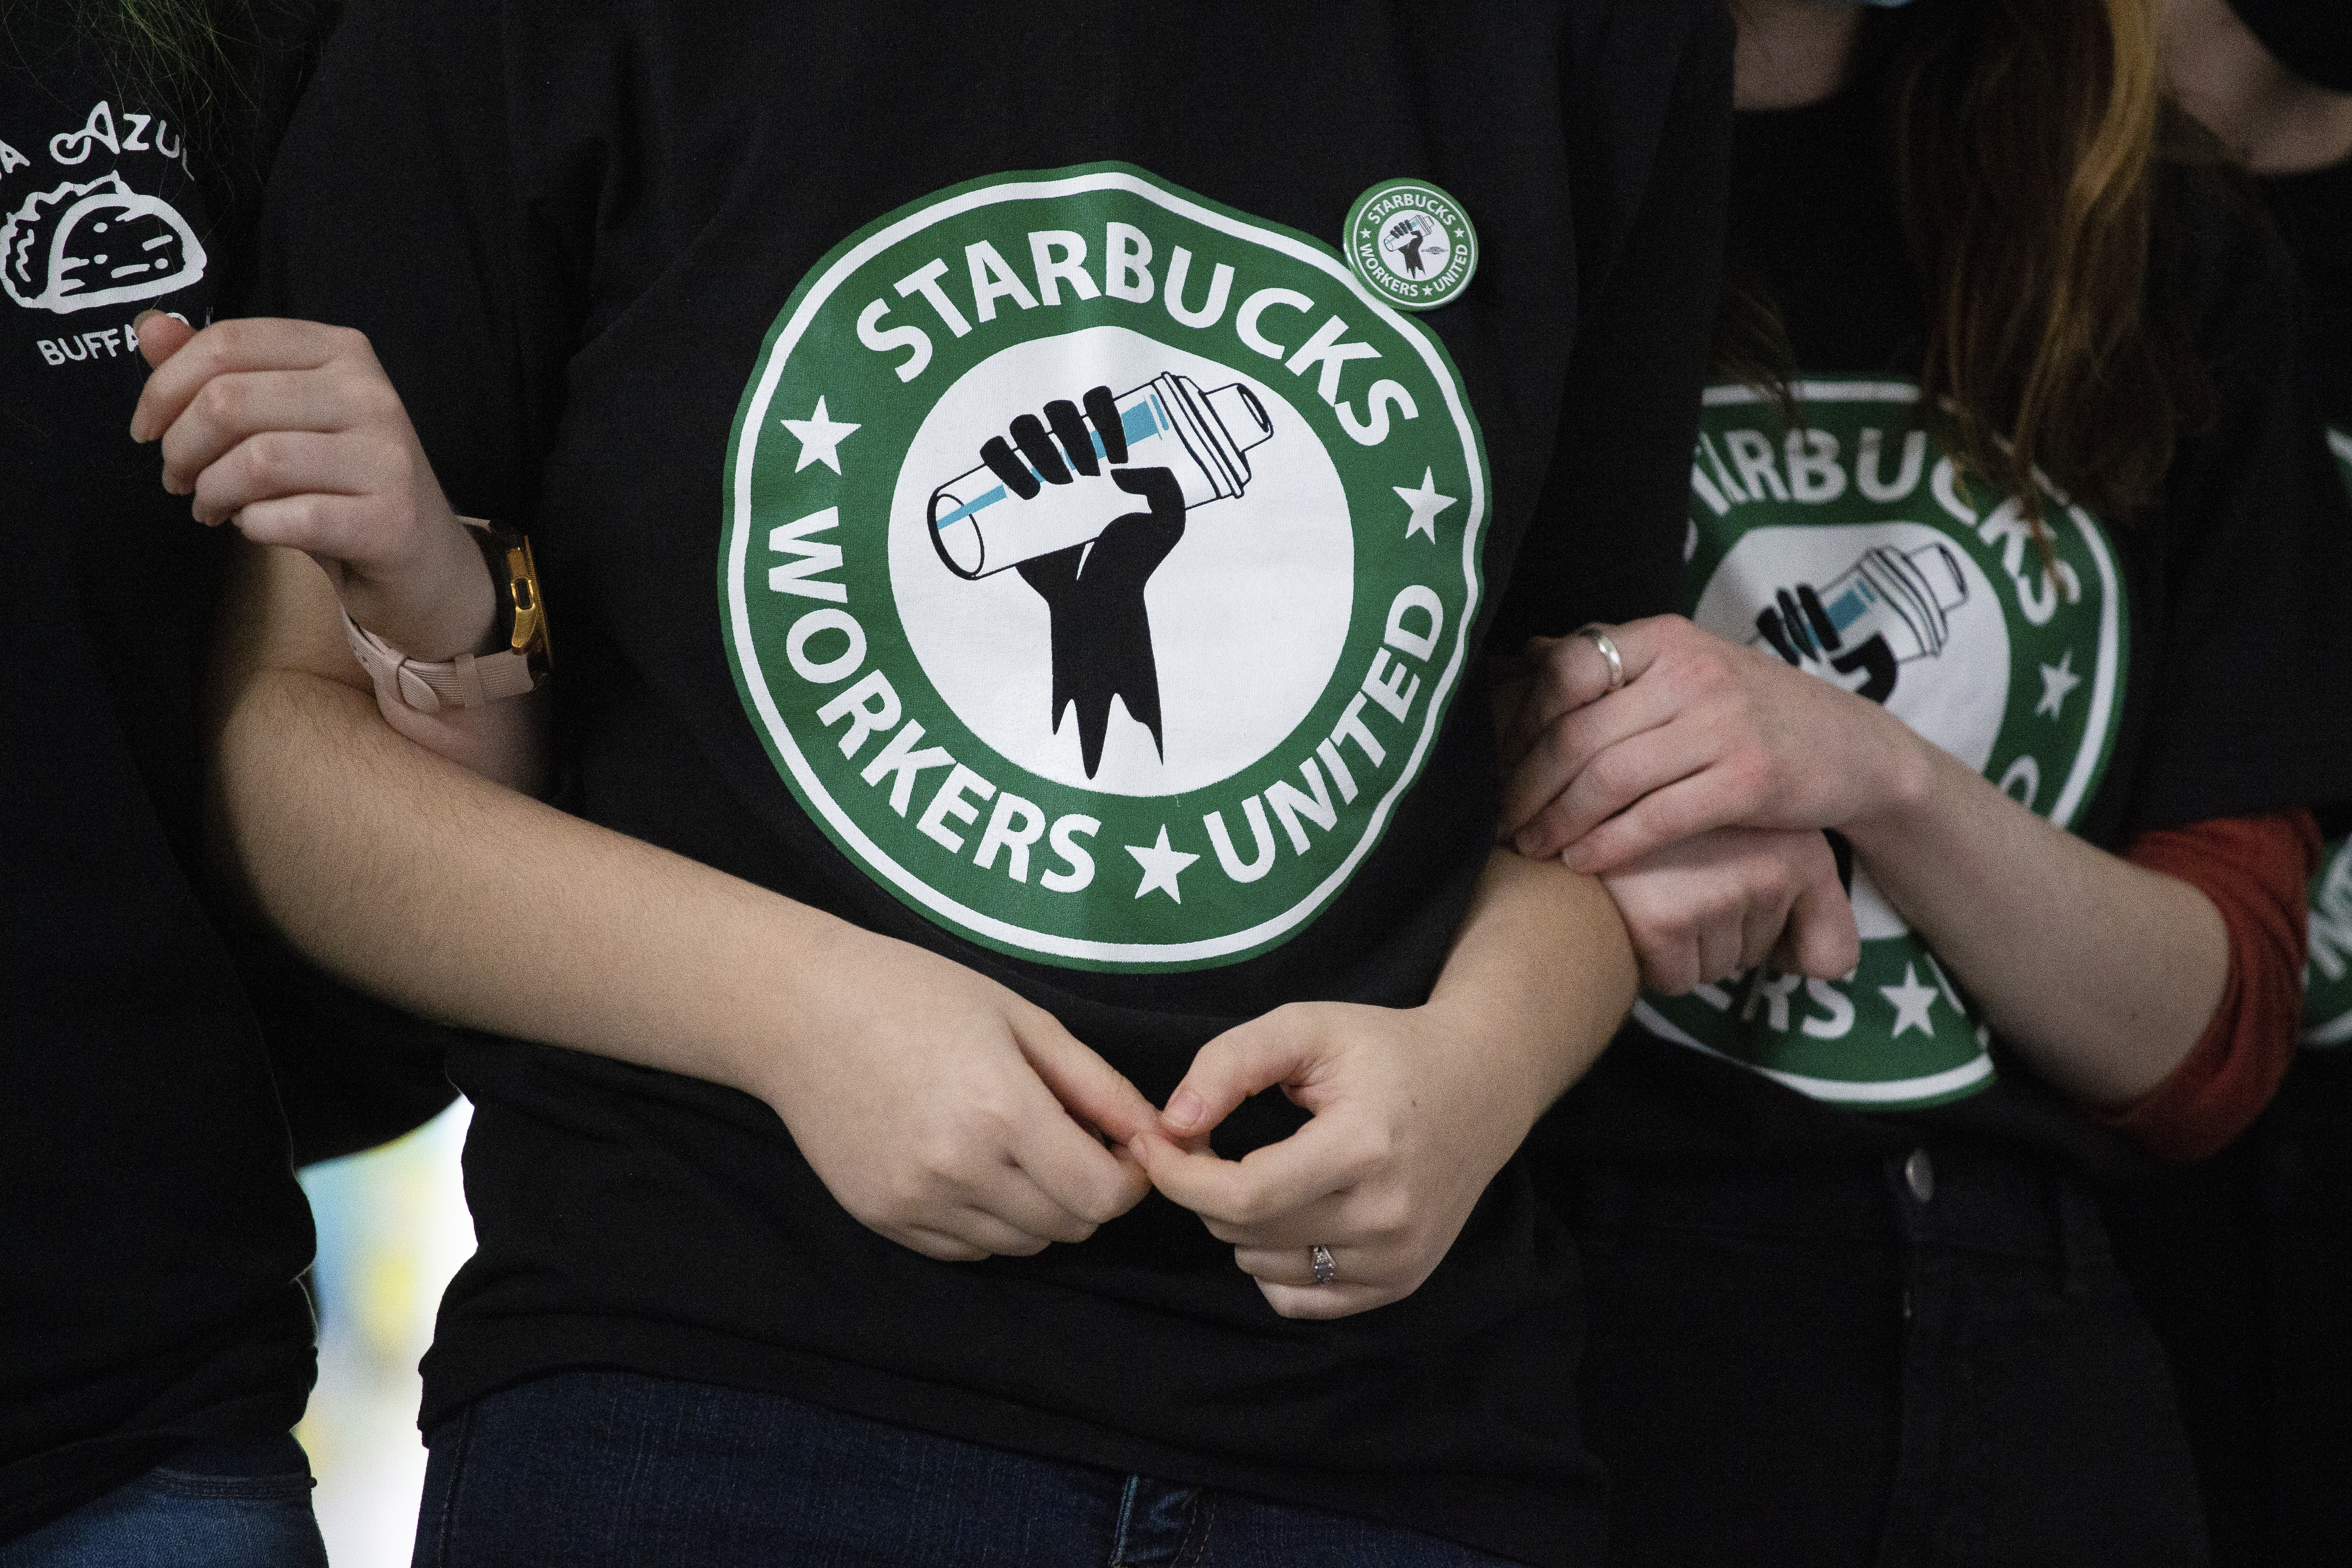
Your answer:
[505,537,551,668]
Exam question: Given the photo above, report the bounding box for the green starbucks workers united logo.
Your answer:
[2309,428,2352,1049]
[1643,381,2129,1109]
[722,164,1490,970]
[1343,179,1478,311]
[2309,836,2352,1049]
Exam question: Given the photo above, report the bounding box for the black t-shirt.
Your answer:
[1538,87,2352,1184]
[2264,157,2352,1035]
[0,0,461,1539]
[2265,157,2352,434]
[0,1,317,1539]
[251,2,1732,1560]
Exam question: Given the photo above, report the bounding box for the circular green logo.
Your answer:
[1644,380,2129,1108]
[2313,430,2352,1047]
[2310,835,2352,1048]
[721,163,1490,970]
[1343,179,1478,311]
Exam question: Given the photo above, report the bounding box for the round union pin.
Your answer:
[1344,178,1478,311]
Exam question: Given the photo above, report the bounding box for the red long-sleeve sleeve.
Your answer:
[2099,810,2323,1162]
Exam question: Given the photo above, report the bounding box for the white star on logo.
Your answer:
[2036,647,2082,719]
[779,396,861,474]
[1879,962,1940,1039]
[1393,467,1457,542]
[1126,825,1200,904]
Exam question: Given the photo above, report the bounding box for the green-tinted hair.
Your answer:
[3,0,295,186]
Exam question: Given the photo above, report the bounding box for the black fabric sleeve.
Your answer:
[248,0,577,521]
[2262,158,2352,431]
[244,937,461,1166]
[1488,0,1733,645]
[234,0,585,1156]
[2126,196,2352,832]
[180,0,464,1165]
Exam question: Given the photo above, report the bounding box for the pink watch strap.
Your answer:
[341,608,542,714]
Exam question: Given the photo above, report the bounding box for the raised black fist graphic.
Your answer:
[974,386,1188,779]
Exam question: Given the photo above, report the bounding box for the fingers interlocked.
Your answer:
[1131,1003,1470,1321]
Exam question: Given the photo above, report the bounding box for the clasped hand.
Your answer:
[1498,616,1888,992]
[127,321,1543,1323]
[1133,998,1536,1321]
[773,932,1531,1322]
[128,314,495,663]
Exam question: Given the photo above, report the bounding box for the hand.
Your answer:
[1133,1000,1536,1319]
[129,314,496,661]
[979,384,1138,507]
[1598,827,1859,994]
[1499,616,1926,873]
[990,384,1188,780]
[773,935,1158,1262]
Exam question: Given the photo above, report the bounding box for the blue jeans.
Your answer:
[0,1435,325,1568]
[413,1370,1517,1567]
[1568,1147,2210,1568]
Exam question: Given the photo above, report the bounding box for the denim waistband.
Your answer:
[1568,1144,2107,1275]
[158,1432,311,1479]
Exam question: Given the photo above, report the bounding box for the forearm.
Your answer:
[1425,847,1640,1126]
[1847,738,2229,1107]
[2165,0,2352,175]
[209,542,869,1099]
[132,316,552,798]
[1140,848,1638,1317]
[363,515,550,795]
[375,678,551,796]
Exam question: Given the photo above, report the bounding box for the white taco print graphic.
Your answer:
[1,172,206,315]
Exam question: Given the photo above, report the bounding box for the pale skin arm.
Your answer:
[1488,0,1875,998]
[1487,0,2226,1104]
[2164,0,2352,175]
[164,307,1635,1308]
[131,313,545,790]
[1501,619,2228,1108]
[1135,845,1637,1319]
[162,310,1640,1309]
[1495,643,1861,996]
[209,536,1157,1260]
[132,316,1156,1254]
[1730,0,1861,111]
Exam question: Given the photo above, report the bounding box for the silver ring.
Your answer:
[1574,622,1626,693]
[1309,1244,1337,1286]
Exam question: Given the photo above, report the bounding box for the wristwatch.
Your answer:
[341,519,551,714]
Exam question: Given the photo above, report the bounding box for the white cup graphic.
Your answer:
[1381,212,1452,281]
[1753,541,1968,665]
[928,372,1273,579]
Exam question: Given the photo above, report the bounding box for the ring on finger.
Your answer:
[1309,1244,1337,1286]
[1574,622,1626,693]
